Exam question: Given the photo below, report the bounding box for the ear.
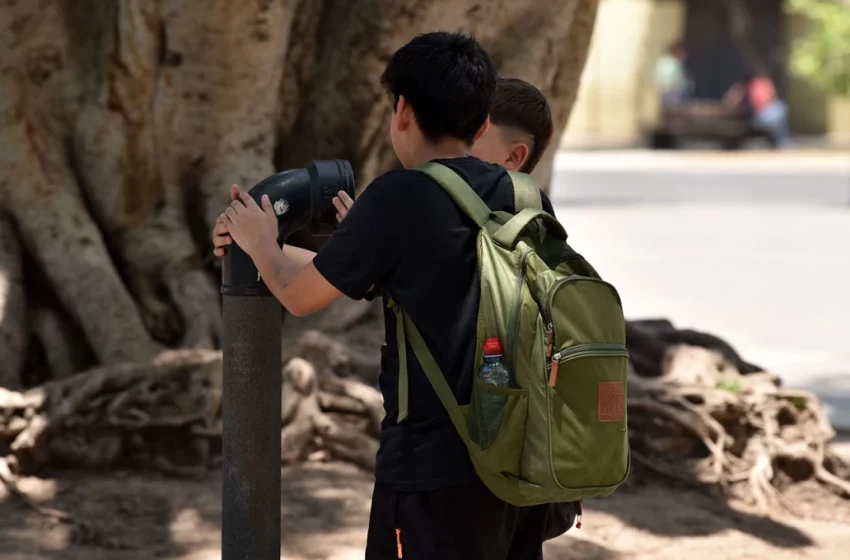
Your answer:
[504,143,530,172]
[396,95,413,132]
[473,116,491,143]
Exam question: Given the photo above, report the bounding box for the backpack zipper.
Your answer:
[547,343,630,386]
[507,248,533,368]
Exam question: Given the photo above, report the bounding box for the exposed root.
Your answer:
[280,358,378,471]
[626,323,848,514]
[1,350,220,469]
[0,456,72,523]
[314,299,380,333]
[0,314,846,521]
[30,305,92,379]
[815,465,850,497]
[293,330,381,382]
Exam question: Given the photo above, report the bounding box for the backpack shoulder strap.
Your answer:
[386,296,466,436]
[416,162,493,227]
[508,171,543,212]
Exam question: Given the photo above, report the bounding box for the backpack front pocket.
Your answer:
[546,345,630,491]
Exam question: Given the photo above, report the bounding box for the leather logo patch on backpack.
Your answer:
[598,382,624,423]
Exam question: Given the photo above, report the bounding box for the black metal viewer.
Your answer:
[221,160,355,560]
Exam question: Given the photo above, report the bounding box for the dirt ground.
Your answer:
[1,461,849,560]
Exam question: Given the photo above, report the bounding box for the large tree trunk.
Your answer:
[0,0,596,387]
[0,215,26,389]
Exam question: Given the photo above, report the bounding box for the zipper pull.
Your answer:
[548,353,560,386]
[546,324,554,359]
[396,528,403,558]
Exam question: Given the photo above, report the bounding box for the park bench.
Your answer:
[649,100,774,150]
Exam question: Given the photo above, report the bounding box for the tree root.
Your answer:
[0,315,847,520]
[280,358,378,470]
[1,350,220,469]
[30,305,93,380]
[627,327,849,513]
[292,329,382,382]
[0,336,383,476]
[0,456,73,523]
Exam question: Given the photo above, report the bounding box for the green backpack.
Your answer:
[388,162,630,507]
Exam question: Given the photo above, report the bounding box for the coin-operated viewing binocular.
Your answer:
[221,159,356,296]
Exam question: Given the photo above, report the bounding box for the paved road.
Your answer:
[549,151,850,429]
[551,151,850,206]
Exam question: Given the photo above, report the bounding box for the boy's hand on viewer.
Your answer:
[222,188,279,258]
[213,185,241,257]
[333,191,355,223]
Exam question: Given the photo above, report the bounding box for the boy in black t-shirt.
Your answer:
[332,75,578,549]
[214,33,568,559]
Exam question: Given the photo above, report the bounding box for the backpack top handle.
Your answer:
[493,208,567,249]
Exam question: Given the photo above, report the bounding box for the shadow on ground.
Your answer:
[0,462,374,560]
[0,469,191,560]
[0,461,827,559]
[588,477,813,549]
[544,537,623,559]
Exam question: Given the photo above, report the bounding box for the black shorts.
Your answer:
[365,478,576,560]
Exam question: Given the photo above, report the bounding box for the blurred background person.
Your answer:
[724,68,792,148]
[654,40,691,110]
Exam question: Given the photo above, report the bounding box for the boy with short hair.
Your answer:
[470,77,555,173]
[215,32,570,559]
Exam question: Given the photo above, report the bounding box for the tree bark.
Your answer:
[65,0,222,347]
[155,0,298,229]
[0,0,598,388]
[0,59,157,366]
[281,0,600,186]
[0,215,26,389]
[528,0,600,189]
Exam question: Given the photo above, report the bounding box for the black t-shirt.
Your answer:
[313,156,554,491]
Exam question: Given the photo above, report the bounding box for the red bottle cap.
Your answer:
[483,338,503,356]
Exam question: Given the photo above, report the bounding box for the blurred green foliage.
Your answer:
[788,0,850,96]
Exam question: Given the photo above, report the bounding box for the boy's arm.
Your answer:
[250,245,342,317]
[282,244,316,267]
[222,191,343,317]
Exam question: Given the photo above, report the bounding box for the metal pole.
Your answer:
[222,246,281,560]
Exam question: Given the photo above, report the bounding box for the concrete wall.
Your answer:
[564,0,687,146]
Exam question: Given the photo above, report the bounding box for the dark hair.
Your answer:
[490,78,554,173]
[380,32,497,145]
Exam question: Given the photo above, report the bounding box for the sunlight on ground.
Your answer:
[0,476,58,504]
[170,507,221,551]
[178,549,223,560]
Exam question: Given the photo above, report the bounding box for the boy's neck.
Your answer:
[406,137,472,168]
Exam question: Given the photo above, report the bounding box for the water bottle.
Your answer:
[477,338,512,447]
